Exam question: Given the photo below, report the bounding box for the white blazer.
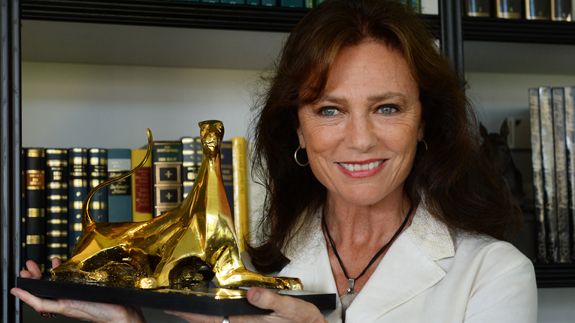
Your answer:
[278,206,537,323]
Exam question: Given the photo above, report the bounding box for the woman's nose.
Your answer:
[346,116,377,152]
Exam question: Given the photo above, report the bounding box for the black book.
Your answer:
[68,148,88,254]
[45,148,69,266]
[24,148,46,273]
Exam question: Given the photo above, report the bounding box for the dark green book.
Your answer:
[68,148,88,254]
[88,148,108,223]
[45,148,69,266]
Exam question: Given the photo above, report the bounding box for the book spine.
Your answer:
[525,0,551,19]
[539,87,560,262]
[232,137,250,252]
[529,88,547,263]
[280,0,303,7]
[565,86,575,262]
[221,140,234,216]
[551,87,571,263]
[261,0,277,6]
[181,136,201,199]
[45,148,69,266]
[465,0,491,17]
[107,148,132,222]
[24,148,46,273]
[152,141,183,217]
[88,148,108,222]
[551,0,573,21]
[68,148,88,254]
[496,0,522,18]
[131,148,153,222]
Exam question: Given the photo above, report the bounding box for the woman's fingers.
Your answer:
[51,257,62,268]
[10,288,64,314]
[24,260,43,279]
[165,310,223,323]
[246,287,326,323]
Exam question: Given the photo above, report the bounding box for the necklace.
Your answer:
[322,205,414,295]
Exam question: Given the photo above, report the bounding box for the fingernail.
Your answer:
[251,290,261,302]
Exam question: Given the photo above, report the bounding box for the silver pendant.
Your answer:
[346,278,355,294]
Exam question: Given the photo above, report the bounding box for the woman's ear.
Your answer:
[417,121,425,142]
[297,127,306,149]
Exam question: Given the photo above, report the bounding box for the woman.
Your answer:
[12,0,537,322]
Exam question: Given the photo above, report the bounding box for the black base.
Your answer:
[17,278,336,316]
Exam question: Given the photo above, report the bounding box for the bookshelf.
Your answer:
[2,0,575,322]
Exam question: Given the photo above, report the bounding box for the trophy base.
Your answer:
[17,277,336,316]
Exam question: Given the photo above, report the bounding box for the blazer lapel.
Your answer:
[346,207,455,321]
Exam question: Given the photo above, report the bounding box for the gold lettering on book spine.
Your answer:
[51,121,302,293]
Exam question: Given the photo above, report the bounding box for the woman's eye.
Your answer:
[376,104,399,114]
[318,106,340,116]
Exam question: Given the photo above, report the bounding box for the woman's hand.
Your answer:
[166,287,327,323]
[11,258,145,323]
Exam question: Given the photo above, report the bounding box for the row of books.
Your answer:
[529,86,575,264]
[465,0,573,21]
[174,0,423,12]
[22,136,249,273]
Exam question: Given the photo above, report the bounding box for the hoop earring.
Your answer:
[420,140,429,151]
[294,146,309,167]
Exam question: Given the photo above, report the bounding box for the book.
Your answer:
[539,87,560,262]
[221,140,234,216]
[280,0,304,7]
[465,0,491,17]
[45,148,69,265]
[261,0,277,5]
[525,0,551,19]
[496,0,522,18]
[181,136,202,199]
[221,0,246,3]
[107,148,132,222]
[529,88,548,263]
[551,0,572,21]
[551,87,571,263]
[152,141,183,217]
[564,86,575,261]
[23,148,46,273]
[232,137,249,252]
[400,0,422,12]
[88,148,108,222]
[131,148,153,222]
[68,148,88,253]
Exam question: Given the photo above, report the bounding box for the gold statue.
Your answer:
[51,120,302,292]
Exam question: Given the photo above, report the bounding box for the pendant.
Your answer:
[346,278,355,294]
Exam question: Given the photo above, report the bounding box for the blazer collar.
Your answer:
[346,206,455,320]
[283,205,455,321]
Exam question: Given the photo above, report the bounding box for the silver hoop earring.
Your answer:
[420,140,429,151]
[294,146,309,167]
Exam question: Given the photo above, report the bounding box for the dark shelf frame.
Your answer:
[463,16,575,44]
[20,0,441,36]
[535,263,575,288]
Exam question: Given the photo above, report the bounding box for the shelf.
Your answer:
[535,263,575,288]
[463,17,575,45]
[21,0,441,34]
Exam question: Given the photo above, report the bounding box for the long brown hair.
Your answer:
[249,0,521,273]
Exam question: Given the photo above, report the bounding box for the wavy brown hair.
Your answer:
[249,0,521,273]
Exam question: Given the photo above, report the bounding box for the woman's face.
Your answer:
[297,40,423,207]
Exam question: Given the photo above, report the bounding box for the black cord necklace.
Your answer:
[322,205,414,295]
